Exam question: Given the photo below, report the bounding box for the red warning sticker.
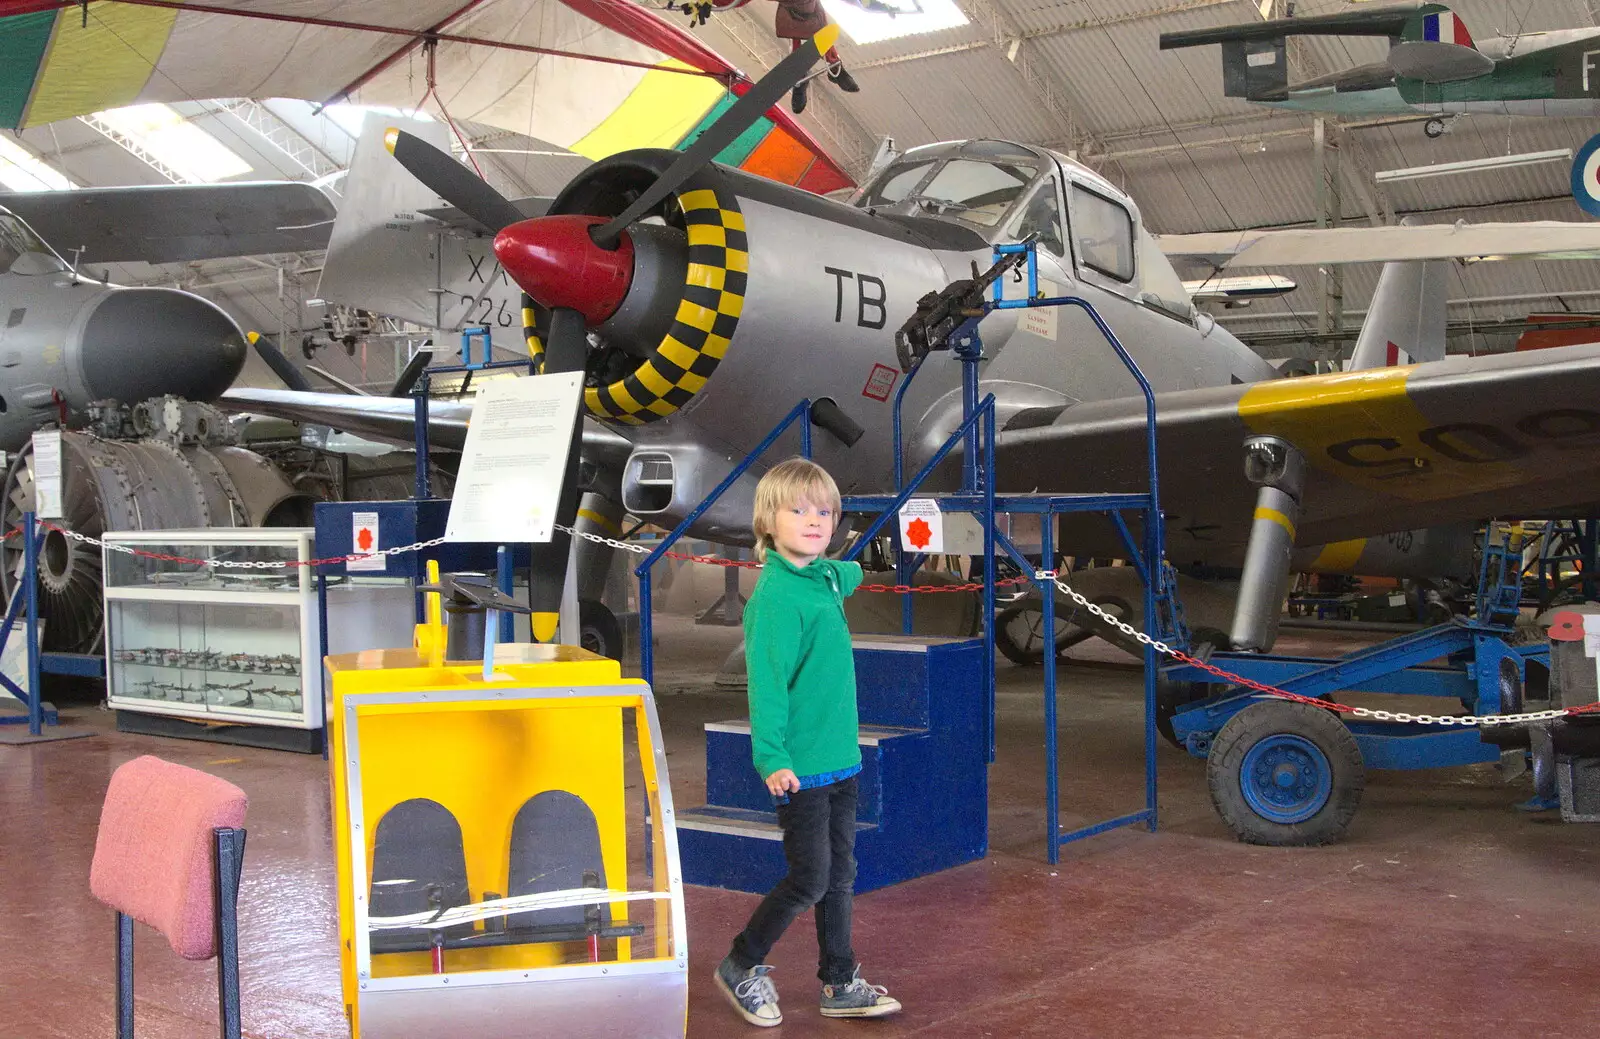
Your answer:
[862,363,898,402]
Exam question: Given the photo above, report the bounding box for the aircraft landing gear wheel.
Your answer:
[994,595,1121,665]
[1424,116,1447,139]
[579,599,622,661]
[1207,700,1364,846]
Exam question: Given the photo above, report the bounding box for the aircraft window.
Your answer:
[910,160,1038,227]
[1011,179,1064,257]
[861,160,937,208]
[1071,184,1134,283]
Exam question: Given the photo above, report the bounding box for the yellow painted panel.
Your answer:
[657,336,700,371]
[686,264,726,291]
[570,60,723,161]
[26,3,179,126]
[634,362,675,398]
[675,301,718,333]
[676,188,719,213]
[1308,538,1367,573]
[1239,366,1524,501]
[686,223,726,248]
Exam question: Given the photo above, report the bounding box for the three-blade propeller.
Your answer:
[383,27,836,645]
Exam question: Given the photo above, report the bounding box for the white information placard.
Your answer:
[897,498,944,554]
[31,430,63,520]
[348,511,385,572]
[445,372,584,544]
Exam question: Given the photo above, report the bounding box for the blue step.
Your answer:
[704,720,924,825]
[680,636,988,894]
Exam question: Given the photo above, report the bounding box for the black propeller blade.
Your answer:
[390,347,434,397]
[528,306,589,642]
[590,25,838,247]
[385,129,525,233]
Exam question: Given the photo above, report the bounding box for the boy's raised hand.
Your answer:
[764,769,801,796]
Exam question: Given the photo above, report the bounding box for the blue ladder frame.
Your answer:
[635,241,1170,864]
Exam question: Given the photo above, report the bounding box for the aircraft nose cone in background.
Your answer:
[493,215,635,325]
[79,288,248,403]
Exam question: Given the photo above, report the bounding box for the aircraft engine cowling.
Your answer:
[514,152,750,428]
[1,427,315,654]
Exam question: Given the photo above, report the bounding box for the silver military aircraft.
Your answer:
[0,181,336,452]
[220,33,1600,654]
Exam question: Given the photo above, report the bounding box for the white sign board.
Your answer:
[445,372,584,544]
[31,430,62,520]
[348,511,385,572]
[898,498,944,554]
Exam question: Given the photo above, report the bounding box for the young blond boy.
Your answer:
[713,457,901,1027]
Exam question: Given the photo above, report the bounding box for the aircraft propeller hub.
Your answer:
[494,214,634,326]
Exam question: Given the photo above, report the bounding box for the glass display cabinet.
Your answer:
[103,528,324,731]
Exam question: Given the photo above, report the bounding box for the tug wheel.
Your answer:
[580,599,623,661]
[1207,700,1364,846]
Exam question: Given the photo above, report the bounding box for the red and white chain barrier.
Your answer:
[19,522,1600,727]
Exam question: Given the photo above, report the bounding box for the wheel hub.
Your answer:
[1240,734,1333,824]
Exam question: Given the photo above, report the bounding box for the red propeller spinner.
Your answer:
[493,215,635,326]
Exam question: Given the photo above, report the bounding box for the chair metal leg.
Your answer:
[212,827,247,1039]
[116,912,135,1039]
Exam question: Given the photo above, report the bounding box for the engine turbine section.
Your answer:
[2,397,316,654]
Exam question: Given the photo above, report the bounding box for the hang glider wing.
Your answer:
[1156,222,1600,269]
[0,181,336,263]
[220,387,634,468]
[991,345,1600,563]
[0,0,851,194]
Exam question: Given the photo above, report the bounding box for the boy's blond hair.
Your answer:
[752,457,842,562]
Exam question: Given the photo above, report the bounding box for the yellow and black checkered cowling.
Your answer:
[521,180,747,426]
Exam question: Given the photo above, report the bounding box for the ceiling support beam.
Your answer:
[853,0,1241,71]
[947,0,1103,156]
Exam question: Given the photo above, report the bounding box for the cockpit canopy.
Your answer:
[853,140,1194,324]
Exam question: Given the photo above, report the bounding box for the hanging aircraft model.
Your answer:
[222,26,1600,658]
[1161,2,1600,138]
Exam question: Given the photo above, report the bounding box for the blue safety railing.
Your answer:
[632,240,1170,863]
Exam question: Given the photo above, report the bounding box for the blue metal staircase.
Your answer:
[676,635,988,894]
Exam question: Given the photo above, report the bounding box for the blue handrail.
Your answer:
[634,400,813,683]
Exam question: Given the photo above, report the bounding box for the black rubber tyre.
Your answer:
[1207,700,1365,846]
[994,595,1122,665]
[1155,629,1229,749]
[579,599,623,661]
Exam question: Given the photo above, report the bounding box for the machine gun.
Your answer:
[894,235,1036,371]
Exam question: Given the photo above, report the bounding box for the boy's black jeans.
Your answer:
[728,776,858,985]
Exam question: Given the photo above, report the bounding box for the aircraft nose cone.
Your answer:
[494,215,634,325]
[79,288,247,403]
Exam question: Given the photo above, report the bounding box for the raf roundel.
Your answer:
[1571,132,1600,218]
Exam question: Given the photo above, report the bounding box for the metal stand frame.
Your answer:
[0,510,102,738]
[116,826,248,1039]
[635,243,1169,864]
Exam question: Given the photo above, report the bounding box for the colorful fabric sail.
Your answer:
[0,0,851,193]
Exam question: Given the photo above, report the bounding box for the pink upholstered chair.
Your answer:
[90,755,249,1039]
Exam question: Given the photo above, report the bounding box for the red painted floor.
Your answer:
[4,625,1600,1037]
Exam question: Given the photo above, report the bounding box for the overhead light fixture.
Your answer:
[1375,148,1572,184]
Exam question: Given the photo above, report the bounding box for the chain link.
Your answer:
[1034,568,1600,730]
[29,522,1600,728]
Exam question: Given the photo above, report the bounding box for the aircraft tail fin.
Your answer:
[1348,259,1449,371]
[1220,38,1288,101]
[1392,6,1492,84]
[317,113,454,329]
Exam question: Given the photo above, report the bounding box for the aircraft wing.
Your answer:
[1155,222,1600,268]
[0,182,336,263]
[992,344,1600,562]
[1159,8,1416,50]
[221,387,635,467]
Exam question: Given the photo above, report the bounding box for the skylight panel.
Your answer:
[324,103,434,138]
[821,0,969,45]
[91,103,252,183]
[0,135,75,192]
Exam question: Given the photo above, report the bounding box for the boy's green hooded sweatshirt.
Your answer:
[744,552,863,780]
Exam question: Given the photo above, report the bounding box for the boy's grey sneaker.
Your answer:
[820,968,902,1018]
[715,957,782,1027]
